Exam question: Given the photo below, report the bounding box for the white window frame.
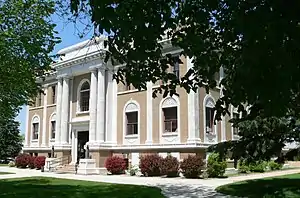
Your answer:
[49,112,56,142]
[31,115,40,142]
[77,79,91,114]
[123,100,140,139]
[159,96,180,137]
[203,94,218,143]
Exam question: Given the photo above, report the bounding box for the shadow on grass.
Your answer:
[0,177,165,198]
[0,172,14,175]
[217,177,300,198]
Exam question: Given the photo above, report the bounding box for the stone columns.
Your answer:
[89,69,98,144]
[41,85,48,147]
[55,77,63,144]
[220,66,226,141]
[187,57,201,144]
[145,82,153,144]
[105,70,117,144]
[61,77,70,144]
[96,68,106,143]
[24,105,29,147]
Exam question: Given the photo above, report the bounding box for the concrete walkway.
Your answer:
[0,167,299,198]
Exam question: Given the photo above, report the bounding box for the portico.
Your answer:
[51,37,118,164]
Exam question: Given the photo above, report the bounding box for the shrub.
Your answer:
[15,154,31,168]
[238,160,250,173]
[180,155,205,178]
[8,161,15,167]
[249,161,268,173]
[139,154,163,177]
[128,165,139,176]
[206,153,227,178]
[28,156,36,169]
[34,156,46,170]
[268,161,283,171]
[105,156,127,175]
[161,155,179,177]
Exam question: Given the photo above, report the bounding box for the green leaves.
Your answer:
[0,0,60,120]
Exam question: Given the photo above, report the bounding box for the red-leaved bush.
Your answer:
[105,156,127,174]
[161,155,179,177]
[15,154,31,168]
[139,154,163,177]
[34,156,46,169]
[180,155,205,178]
[28,156,36,169]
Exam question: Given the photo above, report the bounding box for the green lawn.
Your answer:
[0,164,8,166]
[0,177,165,198]
[216,173,300,198]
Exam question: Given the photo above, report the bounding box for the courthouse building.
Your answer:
[22,37,240,167]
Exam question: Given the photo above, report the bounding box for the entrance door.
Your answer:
[77,131,89,162]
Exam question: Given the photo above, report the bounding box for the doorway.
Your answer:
[77,131,89,162]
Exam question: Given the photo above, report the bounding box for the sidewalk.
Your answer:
[1,166,299,198]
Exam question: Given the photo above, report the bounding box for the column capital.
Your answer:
[57,74,72,80]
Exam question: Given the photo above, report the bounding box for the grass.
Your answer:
[0,164,8,166]
[0,177,165,198]
[216,173,300,198]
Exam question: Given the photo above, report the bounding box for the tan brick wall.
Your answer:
[27,108,43,146]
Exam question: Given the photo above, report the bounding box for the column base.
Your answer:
[145,140,153,145]
[187,138,201,144]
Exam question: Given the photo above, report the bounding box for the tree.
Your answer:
[0,0,60,120]
[0,117,23,159]
[67,1,300,160]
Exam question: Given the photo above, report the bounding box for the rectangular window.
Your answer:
[173,61,180,79]
[32,123,39,140]
[51,121,56,139]
[81,91,90,111]
[126,112,138,135]
[233,112,239,136]
[205,107,215,133]
[163,107,178,133]
[52,86,56,104]
[37,93,42,107]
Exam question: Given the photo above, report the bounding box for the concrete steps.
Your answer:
[55,164,76,174]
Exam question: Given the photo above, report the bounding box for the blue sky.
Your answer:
[15,13,93,134]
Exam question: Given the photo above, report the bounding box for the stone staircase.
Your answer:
[55,164,76,174]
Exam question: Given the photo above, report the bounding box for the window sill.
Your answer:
[125,134,138,139]
[29,106,43,110]
[31,140,38,143]
[162,132,178,137]
[76,111,89,116]
[118,89,141,95]
[47,104,56,108]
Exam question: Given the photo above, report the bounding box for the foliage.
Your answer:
[28,156,36,169]
[206,153,227,178]
[208,116,298,163]
[0,177,165,198]
[15,154,30,168]
[0,118,23,159]
[139,154,163,177]
[180,155,205,178]
[8,161,15,167]
[0,0,60,120]
[67,0,300,162]
[34,156,46,170]
[249,161,268,173]
[268,161,283,171]
[238,159,250,174]
[160,155,179,177]
[105,156,127,175]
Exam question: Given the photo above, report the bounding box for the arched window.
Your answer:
[49,113,56,140]
[124,101,139,136]
[203,95,216,134]
[31,116,40,140]
[161,97,178,133]
[78,80,90,112]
